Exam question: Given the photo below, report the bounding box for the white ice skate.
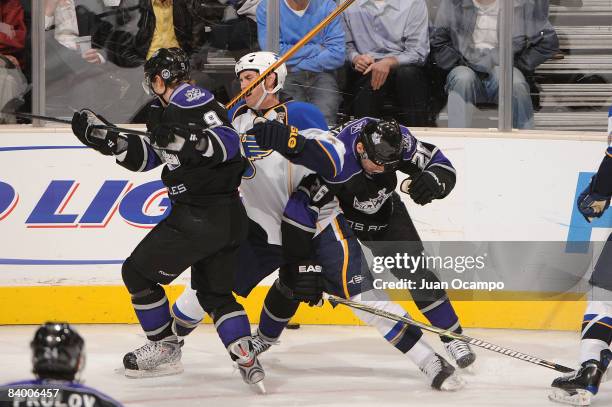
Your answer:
[444,339,476,371]
[123,336,183,378]
[419,353,466,391]
[229,337,266,394]
[251,329,279,356]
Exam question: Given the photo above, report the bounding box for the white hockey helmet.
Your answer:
[235,51,287,94]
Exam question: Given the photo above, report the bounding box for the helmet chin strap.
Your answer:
[252,82,270,110]
[154,83,170,106]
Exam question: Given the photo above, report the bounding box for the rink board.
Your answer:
[0,127,610,329]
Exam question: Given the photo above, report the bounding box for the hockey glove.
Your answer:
[405,167,455,205]
[71,109,119,156]
[278,261,324,307]
[248,119,305,155]
[297,174,335,209]
[578,176,611,222]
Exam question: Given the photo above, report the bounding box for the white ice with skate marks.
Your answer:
[1,325,611,407]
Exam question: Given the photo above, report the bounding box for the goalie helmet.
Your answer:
[31,322,85,381]
[143,47,190,93]
[235,51,287,94]
[358,119,405,170]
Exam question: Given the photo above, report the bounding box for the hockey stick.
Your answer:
[324,293,575,374]
[4,110,150,137]
[225,0,357,109]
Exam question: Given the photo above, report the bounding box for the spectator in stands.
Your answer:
[0,0,27,124]
[105,0,194,68]
[343,0,430,127]
[44,0,110,64]
[209,0,260,56]
[430,0,559,129]
[257,0,345,125]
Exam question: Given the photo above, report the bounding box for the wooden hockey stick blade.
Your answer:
[225,0,357,109]
[324,293,575,374]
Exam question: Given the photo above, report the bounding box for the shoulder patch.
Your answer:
[170,84,214,109]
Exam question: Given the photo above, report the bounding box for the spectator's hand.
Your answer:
[82,49,103,64]
[353,54,374,73]
[364,58,397,91]
[0,22,15,39]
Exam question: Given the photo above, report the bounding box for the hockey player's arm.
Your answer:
[247,119,344,178]
[398,130,457,205]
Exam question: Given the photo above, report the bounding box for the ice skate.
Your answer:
[122,336,183,378]
[251,329,278,356]
[419,353,466,391]
[444,339,476,370]
[229,337,266,394]
[549,349,612,406]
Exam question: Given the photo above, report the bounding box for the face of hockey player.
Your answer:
[239,70,278,110]
[148,74,172,106]
[356,142,386,174]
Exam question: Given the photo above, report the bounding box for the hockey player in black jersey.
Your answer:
[549,107,612,406]
[0,322,123,407]
[297,118,476,370]
[69,47,264,391]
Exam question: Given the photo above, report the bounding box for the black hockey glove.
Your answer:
[248,119,305,155]
[404,167,455,205]
[577,175,611,223]
[278,261,324,307]
[71,109,119,156]
[297,174,335,209]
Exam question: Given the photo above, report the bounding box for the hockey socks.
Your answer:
[171,300,204,338]
[580,302,612,364]
[419,297,462,343]
[211,304,252,349]
[131,286,174,341]
[258,281,300,342]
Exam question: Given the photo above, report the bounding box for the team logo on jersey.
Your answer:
[240,134,273,179]
[350,119,367,134]
[185,88,204,102]
[353,188,393,214]
[161,150,181,170]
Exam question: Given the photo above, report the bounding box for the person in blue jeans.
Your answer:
[257,0,345,126]
[430,0,559,129]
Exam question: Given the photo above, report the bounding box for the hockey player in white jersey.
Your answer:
[171,52,465,391]
[549,107,612,406]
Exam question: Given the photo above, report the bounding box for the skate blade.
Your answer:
[548,388,592,406]
[253,380,266,394]
[124,361,184,378]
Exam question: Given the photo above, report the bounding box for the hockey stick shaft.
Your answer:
[225,0,357,109]
[7,111,149,137]
[324,293,574,373]
[8,111,72,125]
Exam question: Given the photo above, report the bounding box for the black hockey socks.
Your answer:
[258,281,300,342]
[131,286,174,341]
[209,302,251,349]
[418,297,462,343]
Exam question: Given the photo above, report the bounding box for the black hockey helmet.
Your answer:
[143,47,190,94]
[31,322,85,381]
[358,119,404,170]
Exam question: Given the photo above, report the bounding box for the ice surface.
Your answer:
[1,325,610,407]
